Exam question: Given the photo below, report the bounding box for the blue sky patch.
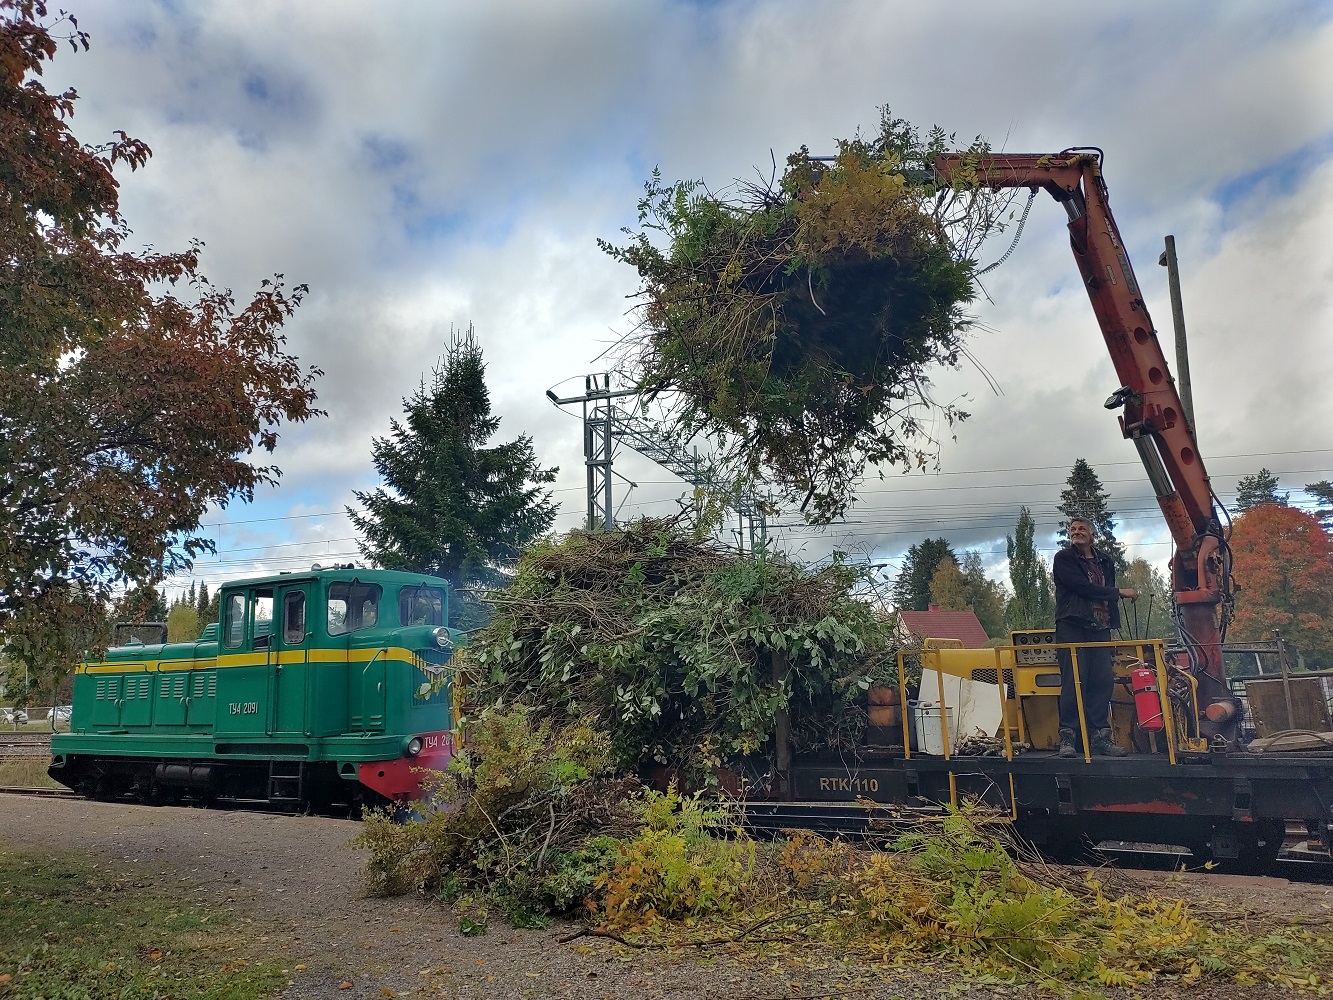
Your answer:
[1215,131,1333,212]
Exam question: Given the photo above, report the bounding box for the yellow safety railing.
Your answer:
[894,636,1178,780]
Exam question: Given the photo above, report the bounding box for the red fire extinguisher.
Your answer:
[1131,666,1164,731]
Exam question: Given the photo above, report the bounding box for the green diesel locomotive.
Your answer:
[49,566,461,812]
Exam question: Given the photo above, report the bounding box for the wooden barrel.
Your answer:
[868,703,901,727]
[868,685,899,706]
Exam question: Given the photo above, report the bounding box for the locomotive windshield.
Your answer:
[399,586,445,626]
[327,581,381,636]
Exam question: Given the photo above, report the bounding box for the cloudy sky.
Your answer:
[46,0,1333,594]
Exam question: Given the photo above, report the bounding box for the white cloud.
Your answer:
[39,0,1331,590]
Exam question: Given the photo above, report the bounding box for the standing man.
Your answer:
[1052,517,1138,757]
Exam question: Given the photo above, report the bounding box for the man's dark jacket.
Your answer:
[1052,544,1121,630]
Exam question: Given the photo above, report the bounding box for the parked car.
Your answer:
[51,705,72,723]
[1,707,29,725]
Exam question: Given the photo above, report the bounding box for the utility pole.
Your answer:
[546,375,638,531]
[548,374,765,545]
[1158,235,1196,436]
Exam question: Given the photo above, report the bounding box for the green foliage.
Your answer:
[906,548,1008,641]
[601,110,1012,523]
[600,787,753,925]
[197,585,221,637]
[1006,506,1054,631]
[1235,467,1289,513]
[1119,558,1174,640]
[457,913,488,936]
[1,581,106,711]
[166,603,199,642]
[348,325,558,628]
[359,719,1333,993]
[464,518,898,777]
[598,809,1333,994]
[353,707,639,920]
[0,846,283,998]
[1058,459,1127,572]
[927,555,967,609]
[114,583,167,624]
[1306,480,1333,531]
[959,551,1008,639]
[892,536,955,612]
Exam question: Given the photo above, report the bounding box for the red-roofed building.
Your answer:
[898,605,990,649]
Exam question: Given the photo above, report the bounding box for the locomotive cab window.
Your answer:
[223,593,246,648]
[399,586,445,627]
[327,581,382,637]
[283,592,306,644]
[252,588,274,649]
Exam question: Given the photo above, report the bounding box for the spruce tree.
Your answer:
[349,326,558,627]
[892,537,955,611]
[201,590,221,636]
[195,582,216,637]
[1006,506,1055,630]
[1235,468,1288,513]
[1057,458,1126,572]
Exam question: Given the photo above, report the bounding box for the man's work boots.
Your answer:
[1089,729,1130,757]
[1057,728,1079,758]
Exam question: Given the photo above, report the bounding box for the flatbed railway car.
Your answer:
[49,566,461,812]
[754,632,1333,870]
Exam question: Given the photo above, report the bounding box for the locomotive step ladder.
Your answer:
[267,760,305,804]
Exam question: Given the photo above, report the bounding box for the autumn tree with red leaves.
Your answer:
[1228,503,1333,668]
[0,1,321,693]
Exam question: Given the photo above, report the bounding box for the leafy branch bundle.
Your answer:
[461,517,898,778]
[356,707,640,919]
[601,110,1011,522]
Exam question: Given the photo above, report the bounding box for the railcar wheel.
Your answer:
[92,772,120,802]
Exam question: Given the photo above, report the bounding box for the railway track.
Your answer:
[0,785,77,799]
[0,736,52,757]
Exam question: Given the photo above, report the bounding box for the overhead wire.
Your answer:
[194,448,1333,528]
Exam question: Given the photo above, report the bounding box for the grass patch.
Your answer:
[0,846,285,999]
[0,760,60,789]
[2,722,60,734]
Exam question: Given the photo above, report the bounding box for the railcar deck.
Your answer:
[780,747,1333,867]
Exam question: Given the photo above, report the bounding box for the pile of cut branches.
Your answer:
[601,109,1011,522]
[356,707,639,922]
[461,516,897,779]
[363,769,1333,995]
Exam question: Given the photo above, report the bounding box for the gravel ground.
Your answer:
[2,793,1332,999]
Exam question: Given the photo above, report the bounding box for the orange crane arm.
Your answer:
[935,150,1235,727]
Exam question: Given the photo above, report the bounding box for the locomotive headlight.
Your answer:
[432,627,452,649]
[406,736,424,757]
